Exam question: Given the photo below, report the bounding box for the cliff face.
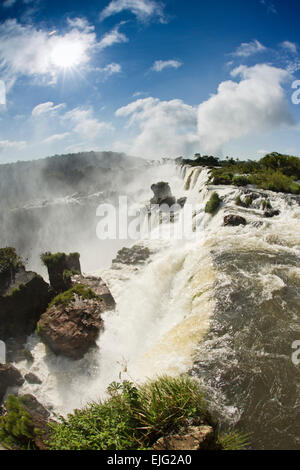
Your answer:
[0,261,51,341]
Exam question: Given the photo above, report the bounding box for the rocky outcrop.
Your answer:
[0,249,51,342]
[152,425,217,450]
[112,245,151,267]
[0,394,51,450]
[37,280,115,359]
[224,214,247,226]
[264,209,280,218]
[24,372,42,385]
[41,251,81,293]
[150,182,176,207]
[177,197,187,208]
[0,364,24,403]
[72,274,116,309]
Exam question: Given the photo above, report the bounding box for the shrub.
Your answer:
[48,376,209,450]
[259,152,300,179]
[250,170,300,194]
[40,252,65,269]
[48,284,100,309]
[209,169,233,185]
[48,376,248,451]
[205,192,221,214]
[232,175,250,187]
[0,395,36,449]
[261,199,272,210]
[0,247,24,277]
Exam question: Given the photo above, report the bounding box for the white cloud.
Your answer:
[116,97,199,157]
[232,39,267,57]
[0,18,115,88]
[63,107,114,139]
[100,0,166,22]
[151,59,182,72]
[114,64,294,158]
[280,41,297,54]
[66,17,95,32]
[0,140,26,152]
[260,0,277,14]
[43,132,70,144]
[0,81,6,106]
[98,24,128,49]
[197,64,293,153]
[2,0,17,7]
[133,91,148,97]
[32,101,65,116]
[98,63,122,76]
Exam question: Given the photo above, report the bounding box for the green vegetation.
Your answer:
[217,431,250,450]
[40,252,66,268]
[48,284,100,309]
[235,195,251,208]
[180,152,300,194]
[48,376,248,450]
[261,199,272,210]
[0,395,36,449]
[232,175,251,187]
[35,323,45,336]
[205,192,221,214]
[0,247,24,278]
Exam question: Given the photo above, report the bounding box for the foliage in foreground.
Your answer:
[0,395,36,449]
[48,376,248,450]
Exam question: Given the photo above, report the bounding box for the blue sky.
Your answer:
[0,0,300,162]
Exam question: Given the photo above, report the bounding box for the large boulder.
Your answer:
[37,282,114,359]
[150,182,176,207]
[72,274,116,309]
[0,364,24,403]
[152,425,217,450]
[264,209,280,218]
[224,214,247,226]
[41,251,81,293]
[0,248,51,341]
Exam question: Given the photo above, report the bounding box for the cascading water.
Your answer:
[13,162,300,449]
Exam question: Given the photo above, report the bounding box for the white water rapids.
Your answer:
[11,162,300,449]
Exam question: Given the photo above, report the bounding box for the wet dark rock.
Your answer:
[19,394,50,420]
[264,209,280,218]
[37,296,105,360]
[0,364,24,403]
[41,251,81,293]
[150,182,176,207]
[224,214,247,226]
[0,255,51,342]
[112,245,151,267]
[177,197,187,208]
[17,394,51,449]
[24,372,42,385]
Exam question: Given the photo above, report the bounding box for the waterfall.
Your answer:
[15,161,300,449]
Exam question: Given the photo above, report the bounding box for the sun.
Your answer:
[51,40,85,69]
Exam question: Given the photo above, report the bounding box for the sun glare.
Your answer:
[51,40,85,69]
